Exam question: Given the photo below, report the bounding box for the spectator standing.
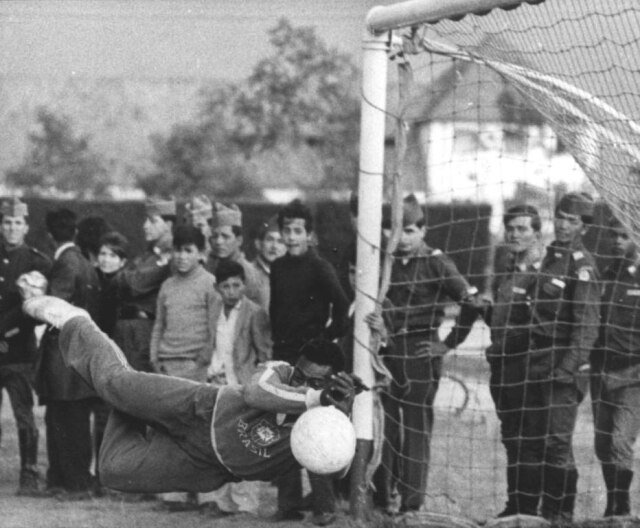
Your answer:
[206,202,264,307]
[0,198,51,495]
[524,192,600,524]
[35,208,100,499]
[591,216,640,518]
[112,198,174,372]
[76,216,111,267]
[92,231,129,490]
[184,194,213,259]
[251,215,286,310]
[482,205,543,517]
[149,225,217,511]
[269,199,349,525]
[199,259,272,516]
[378,194,479,513]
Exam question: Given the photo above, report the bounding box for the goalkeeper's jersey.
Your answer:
[210,361,321,480]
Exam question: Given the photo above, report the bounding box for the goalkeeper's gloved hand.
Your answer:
[320,372,369,415]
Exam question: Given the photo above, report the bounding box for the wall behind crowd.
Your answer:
[21,198,495,291]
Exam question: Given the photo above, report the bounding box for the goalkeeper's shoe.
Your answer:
[23,296,90,329]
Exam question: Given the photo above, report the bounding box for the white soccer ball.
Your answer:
[290,406,356,475]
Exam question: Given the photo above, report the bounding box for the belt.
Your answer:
[119,307,155,321]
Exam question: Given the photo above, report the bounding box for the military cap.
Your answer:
[0,197,28,217]
[256,214,280,239]
[556,192,594,219]
[145,197,176,217]
[211,203,242,228]
[185,194,213,221]
[607,215,624,229]
[402,194,425,226]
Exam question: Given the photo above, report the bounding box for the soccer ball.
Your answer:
[290,406,356,475]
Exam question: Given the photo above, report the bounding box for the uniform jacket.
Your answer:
[0,241,51,365]
[486,246,541,361]
[211,296,272,384]
[36,244,100,402]
[116,249,171,318]
[530,238,600,374]
[385,241,478,351]
[593,256,640,374]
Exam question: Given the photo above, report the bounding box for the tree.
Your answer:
[142,18,361,198]
[138,121,258,200]
[7,107,109,198]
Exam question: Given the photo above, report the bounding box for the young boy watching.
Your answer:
[150,225,217,511]
[269,199,349,525]
[200,259,272,516]
[150,225,217,382]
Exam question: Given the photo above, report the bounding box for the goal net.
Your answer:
[353,0,640,525]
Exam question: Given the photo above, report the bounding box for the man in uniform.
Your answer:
[378,194,479,513]
[523,192,600,523]
[18,291,360,501]
[0,198,51,494]
[206,203,265,307]
[591,216,640,518]
[482,204,543,517]
[113,197,174,372]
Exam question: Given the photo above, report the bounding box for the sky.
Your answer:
[0,0,397,80]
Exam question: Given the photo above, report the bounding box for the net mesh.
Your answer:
[364,1,640,524]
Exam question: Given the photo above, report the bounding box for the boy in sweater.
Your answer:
[149,225,218,511]
[270,199,349,525]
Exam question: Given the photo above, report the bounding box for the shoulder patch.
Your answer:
[572,251,584,261]
[431,248,443,256]
[577,267,592,281]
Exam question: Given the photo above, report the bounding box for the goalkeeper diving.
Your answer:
[17,271,366,494]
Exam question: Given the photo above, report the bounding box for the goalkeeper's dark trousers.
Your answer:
[375,332,442,512]
[57,316,233,494]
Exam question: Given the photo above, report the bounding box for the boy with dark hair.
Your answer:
[270,199,349,365]
[270,199,349,525]
[150,224,217,511]
[150,225,215,381]
[200,258,272,516]
[37,207,101,499]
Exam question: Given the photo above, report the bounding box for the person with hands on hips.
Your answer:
[379,194,480,514]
